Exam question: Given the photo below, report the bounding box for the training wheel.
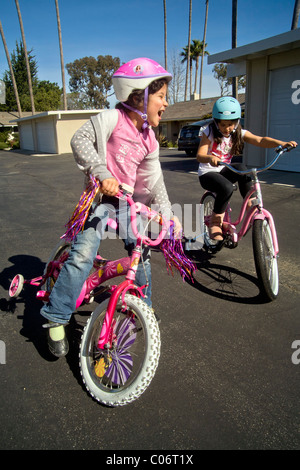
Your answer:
[9,274,24,298]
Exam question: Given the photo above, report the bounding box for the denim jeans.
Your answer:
[40,198,152,325]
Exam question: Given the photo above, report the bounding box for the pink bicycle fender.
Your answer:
[255,210,279,255]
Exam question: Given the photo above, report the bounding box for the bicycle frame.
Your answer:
[221,170,279,255]
[34,189,172,350]
[203,146,292,253]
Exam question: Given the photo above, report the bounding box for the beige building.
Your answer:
[10,110,101,154]
[208,28,300,172]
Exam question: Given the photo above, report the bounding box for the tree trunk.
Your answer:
[163,0,168,101]
[199,0,209,99]
[291,0,300,29]
[55,0,67,109]
[231,0,238,99]
[0,20,22,117]
[15,0,35,114]
[185,0,192,101]
[163,0,167,70]
[194,56,199,95]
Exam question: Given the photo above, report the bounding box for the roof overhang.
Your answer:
[208,28,300,65]
[10,109,101,123]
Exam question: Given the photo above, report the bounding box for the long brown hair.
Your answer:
[209,119,244,156]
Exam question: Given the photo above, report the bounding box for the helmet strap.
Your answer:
[214,118,240,137]
[122,86,149,131]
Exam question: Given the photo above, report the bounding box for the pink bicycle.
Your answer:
[186,146,295,302]
[9,183,194,407]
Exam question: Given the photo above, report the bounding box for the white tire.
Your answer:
[80,294,161,407]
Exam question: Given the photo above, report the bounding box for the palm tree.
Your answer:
[0,20,22,117]
[199,0,209,99]
[232,0,238,98]
[292,0,300,29]
[184,0,192,101]
[163,0,169,101]
[191,39,209,95]
[163,0,167,70]
[15,0,35,114]
[180,45,193,99]
[55,0,67,109]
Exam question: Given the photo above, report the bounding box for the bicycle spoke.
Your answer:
[80,294,160,406]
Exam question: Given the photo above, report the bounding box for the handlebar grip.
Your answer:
[277,144,296,153]
[284,144,294,152]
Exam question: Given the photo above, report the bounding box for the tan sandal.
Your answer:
[209,212,224,241]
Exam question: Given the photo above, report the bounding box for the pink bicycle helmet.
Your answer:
[112,58,172,130]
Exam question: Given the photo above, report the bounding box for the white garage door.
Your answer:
[36,119,57,153]
[267,65,300,172]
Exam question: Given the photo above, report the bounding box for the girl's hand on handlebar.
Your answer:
[100,178,119,196]
[283,141,298,150]
[209,155,221,167]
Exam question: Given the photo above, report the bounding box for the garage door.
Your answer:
[36,119,57,153]
[267,65,300,172]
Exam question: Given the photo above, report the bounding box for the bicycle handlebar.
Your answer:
[216,145,296,175]
[115,185,173,247]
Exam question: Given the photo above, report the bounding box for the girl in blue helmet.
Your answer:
[197,96,297,242]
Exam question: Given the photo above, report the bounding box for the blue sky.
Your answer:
[0,0,298,105]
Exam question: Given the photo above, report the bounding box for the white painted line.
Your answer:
[272,182,295,188]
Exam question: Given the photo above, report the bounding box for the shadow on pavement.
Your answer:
[186,249,269,305]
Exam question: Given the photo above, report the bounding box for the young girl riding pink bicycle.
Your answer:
[40,58,181,359]
[197,96,297,243]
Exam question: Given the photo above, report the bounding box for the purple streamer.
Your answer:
[61,175,100,241]
[60,175,196,282]
[160,227,196,283]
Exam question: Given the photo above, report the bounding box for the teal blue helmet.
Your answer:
[212,97,241,120]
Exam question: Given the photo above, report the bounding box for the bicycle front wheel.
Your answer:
[200,192,217,249]
[252,218,279,301]
[80,294,161,407]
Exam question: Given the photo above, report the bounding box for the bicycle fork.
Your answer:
[251,177,279,256]
[97,245,145,350]
[253,209,279,256]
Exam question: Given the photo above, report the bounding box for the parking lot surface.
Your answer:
[0,148,299,450]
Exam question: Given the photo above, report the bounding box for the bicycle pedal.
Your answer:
[184,237,195,251]
[36,290,50,301]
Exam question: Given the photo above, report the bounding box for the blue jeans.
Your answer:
[40,199,152,325]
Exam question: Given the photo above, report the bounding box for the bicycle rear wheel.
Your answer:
[252,218,279,301]
[80,294,160,407]
[44,242,71,293]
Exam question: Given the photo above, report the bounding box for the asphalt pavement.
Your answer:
[0,148,299,451]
